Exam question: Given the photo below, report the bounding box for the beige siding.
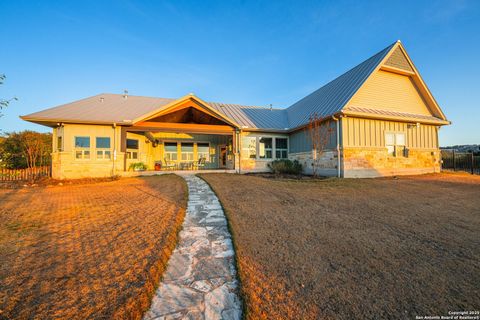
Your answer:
[342,117,438,149]
[348,70,432,116]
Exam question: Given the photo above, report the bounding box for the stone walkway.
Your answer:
[144,174,242,320]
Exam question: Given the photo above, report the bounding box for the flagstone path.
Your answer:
[143,174,242,320]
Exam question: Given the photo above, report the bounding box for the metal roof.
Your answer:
[22,41,447,131]
[286,42,395,129]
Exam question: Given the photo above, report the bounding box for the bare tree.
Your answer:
[0,74,17,118]
[307,113,333,177]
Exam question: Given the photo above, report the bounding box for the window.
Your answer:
[126,151,138,159]
[164,142,178,161]
[126,139,139,149]
[75,136,90,159]
[96,137,111,160]
[275,138,288,159]
[242,137,257,159]
[258,137,272,159]
[386,132,406,157]
[57,136,63,151]
[126,139,139,160]
[197,143,210,162]
[181,143,194,161]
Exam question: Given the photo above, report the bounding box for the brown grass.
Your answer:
[0,175,187,319]
[200,172,480,319]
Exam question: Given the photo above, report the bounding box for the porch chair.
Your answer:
[196,157,206,170]
[163,158,177,170]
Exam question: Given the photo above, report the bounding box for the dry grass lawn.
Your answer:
[200,172,480,319]
[0,175,187,319]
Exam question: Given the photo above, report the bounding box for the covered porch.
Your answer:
[121,130,237,171]
[118,94,240,172]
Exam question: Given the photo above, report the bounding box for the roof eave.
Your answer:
[340,110,451,125]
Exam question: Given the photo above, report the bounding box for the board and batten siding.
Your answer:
[342,117,438,150]
[289,120,337,153]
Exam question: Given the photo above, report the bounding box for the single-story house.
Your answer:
[21,40,450,179]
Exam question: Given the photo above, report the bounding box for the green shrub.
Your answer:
[129,162,148,171]
[267,159,302,175]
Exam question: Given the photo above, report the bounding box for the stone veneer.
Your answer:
[342,147,440,178]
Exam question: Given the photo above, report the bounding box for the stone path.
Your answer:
[144,174,242,320]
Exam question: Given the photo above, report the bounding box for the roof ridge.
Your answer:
[285,41,397,129]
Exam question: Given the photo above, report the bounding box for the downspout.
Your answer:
[112,123,117,177]
[237,129,241,174]
[331,115,341,178]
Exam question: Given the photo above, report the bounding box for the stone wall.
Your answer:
[342,147,440,178]
[51,151,126,179]
[289,149,339,176]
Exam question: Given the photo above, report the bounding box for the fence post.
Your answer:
[452,150,456,171]
[471,153,474,175]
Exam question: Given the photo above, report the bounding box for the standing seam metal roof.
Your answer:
[23,42,445,130]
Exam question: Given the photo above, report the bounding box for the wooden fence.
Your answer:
[441,150,480,175]
[0,166,51,181]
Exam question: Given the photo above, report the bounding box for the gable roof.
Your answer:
[286,42,395,128]
[21,41,449,131]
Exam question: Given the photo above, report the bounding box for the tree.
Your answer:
[0,74,17,118]
[307,113,333,177]
[0,131,52,169]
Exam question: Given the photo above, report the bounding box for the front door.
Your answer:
[219,145,227,168]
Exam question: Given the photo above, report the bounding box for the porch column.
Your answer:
[120,127,127,171]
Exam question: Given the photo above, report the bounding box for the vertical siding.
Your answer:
[342,117,438,149]
[289,120,337,153]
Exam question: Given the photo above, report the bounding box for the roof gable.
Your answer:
[286,42,396,129]
[286,41,448,128]
[133,94,240,128]
[344,42,448,122]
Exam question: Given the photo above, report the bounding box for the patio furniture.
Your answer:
[163,158,177,170]
[196,157,206,170]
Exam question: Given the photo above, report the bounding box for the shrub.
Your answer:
[267,159,302,175]
[129,162,148,171]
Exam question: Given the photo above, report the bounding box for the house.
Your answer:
[21,40,450,179]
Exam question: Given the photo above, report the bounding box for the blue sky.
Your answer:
[0,0,478,146]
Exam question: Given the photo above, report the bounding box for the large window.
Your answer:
[242,137,257,159]
[385,132,406,157]
[197,143,210,162]
[164,142,178,161]
[181,143,194,161]
[275,138,288,159]
[126,138,138,159]
[258,137,272,159]
[75,136,90,159]
[96,137,111,160]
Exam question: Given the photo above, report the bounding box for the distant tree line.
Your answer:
[0,131,52,169]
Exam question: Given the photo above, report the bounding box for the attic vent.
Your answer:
[384,47,414,72]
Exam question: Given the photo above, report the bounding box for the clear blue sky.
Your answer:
[1,0,478,146]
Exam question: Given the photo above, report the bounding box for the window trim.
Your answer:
[180,142,194,161]
[164,141,178,162]
[258,137,273,159]
[275,137,288,159]
[385,131,406,157]
[241,135,289,160]
[95,137,111,160]
[197,142,210,162]
[74,136,91,160]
